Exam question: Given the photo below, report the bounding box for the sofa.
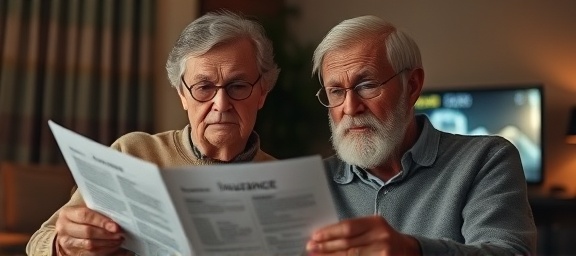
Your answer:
[0,162,75,254]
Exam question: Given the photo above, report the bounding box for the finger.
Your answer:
[307,232,368,253]
[308,216,394,253]
[57,221,124,242]
[58,236,124,256]
[306,247,361,256]
[66,206,120,233]
[307,220,364,253]
[58,207,123,240]
[69,237,124,249]
[310,220,360,242]
[347,247,360,256]
[311,215,384,242]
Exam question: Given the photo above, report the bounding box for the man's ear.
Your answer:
[407,68,425,106]
[177,88,189,111]
[258,89,269,110]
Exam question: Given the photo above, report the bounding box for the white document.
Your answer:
[48,120,339,256]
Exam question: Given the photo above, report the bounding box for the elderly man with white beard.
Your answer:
[305,15,536,256]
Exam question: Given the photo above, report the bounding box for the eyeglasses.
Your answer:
[181,74,262,102]
[315,69,408,108]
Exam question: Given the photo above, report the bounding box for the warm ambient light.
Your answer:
[567,107,576,144]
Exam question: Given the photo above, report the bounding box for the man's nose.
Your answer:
[342,90,365,115]
[212,88,232,111]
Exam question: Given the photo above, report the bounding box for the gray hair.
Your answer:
[312,15,422,84]
[166,11,280,92]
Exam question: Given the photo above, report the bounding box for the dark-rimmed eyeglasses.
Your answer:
[315,69,408,108]
[181,74,262,102]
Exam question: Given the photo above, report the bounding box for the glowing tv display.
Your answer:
[415,85,544,184]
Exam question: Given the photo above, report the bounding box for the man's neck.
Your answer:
[197,143,246,162]
[189,130,259,163]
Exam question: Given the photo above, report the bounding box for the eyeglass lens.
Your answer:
[316,69,406,107]
[182,74,261,102]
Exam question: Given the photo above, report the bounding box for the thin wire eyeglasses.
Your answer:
[181,74,262,102]
[315,69,408,108]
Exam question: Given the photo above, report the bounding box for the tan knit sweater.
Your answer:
[26,126,275,256]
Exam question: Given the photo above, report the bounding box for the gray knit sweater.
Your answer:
[324,115,536,255]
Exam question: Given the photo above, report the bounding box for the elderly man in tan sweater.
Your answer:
[26,10,279,256]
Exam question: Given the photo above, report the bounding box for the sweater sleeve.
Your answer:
[25,190,84,256]
[25,186,137,256]
[417,141,537,255]
[26,133,157,255]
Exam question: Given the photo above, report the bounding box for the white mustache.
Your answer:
[337,114,379,132]
[205,112,239,124]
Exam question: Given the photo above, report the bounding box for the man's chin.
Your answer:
[206,138,234,148]
[205,129,238,145]
[207,123,238,129]
[334,139,369,164]
[338,131,376,146]
[332,134,388,169]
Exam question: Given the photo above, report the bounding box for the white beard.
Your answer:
[329,95,411,169]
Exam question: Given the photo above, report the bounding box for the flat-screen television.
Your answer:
[415,85,544,184]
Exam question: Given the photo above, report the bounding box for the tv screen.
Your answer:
[415,85,544,184]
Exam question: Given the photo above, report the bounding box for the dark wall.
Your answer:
[200,0,334,159]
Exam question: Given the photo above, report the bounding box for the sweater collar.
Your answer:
[186,125,259,164]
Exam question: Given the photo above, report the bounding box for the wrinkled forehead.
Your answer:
[321,40,392,85]
[184,38,259,79]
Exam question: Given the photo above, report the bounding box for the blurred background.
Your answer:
[3,0,575,195]
[1,0,576,255]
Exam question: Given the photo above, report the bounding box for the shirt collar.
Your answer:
[406,114,439,167]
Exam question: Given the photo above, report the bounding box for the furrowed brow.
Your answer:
[354,69,378,82]
[192,74,212,82]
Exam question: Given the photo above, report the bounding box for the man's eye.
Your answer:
[194,83,215,91]
[228,82,251,91]
[356,82,380,90]
[327,88,345,96]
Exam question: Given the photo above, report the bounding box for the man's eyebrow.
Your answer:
[191,72,250,83]
[323,69,376,87]
[191,74,212,81]
[226,72,252,81]
[354,69,377,80]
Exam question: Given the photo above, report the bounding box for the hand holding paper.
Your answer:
[48,120,339,256]
[54,205,125,255]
